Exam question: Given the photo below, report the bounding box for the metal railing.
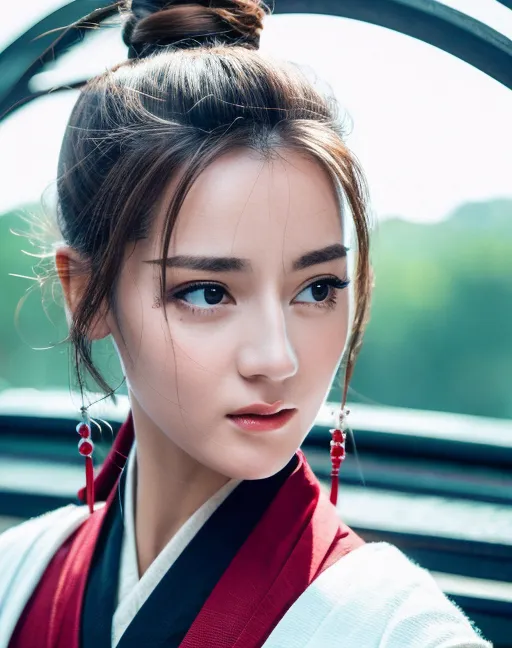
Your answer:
[0,387,511,643]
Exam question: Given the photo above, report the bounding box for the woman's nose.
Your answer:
[236,301,299,383]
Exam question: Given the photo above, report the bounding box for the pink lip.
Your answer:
[227,408,297,432]
[229,401,287,416]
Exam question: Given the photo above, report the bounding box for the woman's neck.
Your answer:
[130,398,232,578]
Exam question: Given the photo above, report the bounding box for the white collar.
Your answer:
[112,439,242,647]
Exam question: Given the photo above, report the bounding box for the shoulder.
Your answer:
[0,503,90,565]
[0,504,98,645]
[264,542,492,648]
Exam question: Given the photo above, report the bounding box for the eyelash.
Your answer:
[167,276,351,317]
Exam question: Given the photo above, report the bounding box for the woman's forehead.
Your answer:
[150,148,343,257]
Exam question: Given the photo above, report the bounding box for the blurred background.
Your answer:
[1,0,511,418]
[0,1,511,643]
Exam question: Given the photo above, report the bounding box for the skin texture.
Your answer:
[56,147,350,577]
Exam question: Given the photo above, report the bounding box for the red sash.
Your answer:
[10,414,364,648]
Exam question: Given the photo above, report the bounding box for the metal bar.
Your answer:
[0,0,114,120]
[275,0,512,88]
[0,0,511,122]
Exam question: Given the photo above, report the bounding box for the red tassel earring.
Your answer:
[329,407,349,506]
[76,406,95,514]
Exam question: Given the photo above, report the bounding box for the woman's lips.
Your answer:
[226,408,297,432]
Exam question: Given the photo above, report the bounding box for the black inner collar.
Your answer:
[81,450,298,648]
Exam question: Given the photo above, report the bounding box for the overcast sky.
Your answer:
[0,0,511,222]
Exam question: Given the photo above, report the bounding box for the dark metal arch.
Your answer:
[277,0,512,90]
[0,0,511,122]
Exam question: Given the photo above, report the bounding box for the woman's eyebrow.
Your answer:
[143,243,348,273]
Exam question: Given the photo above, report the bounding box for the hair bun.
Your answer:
[123,0,270,59]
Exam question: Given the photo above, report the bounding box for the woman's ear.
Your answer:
[55,246,111,341]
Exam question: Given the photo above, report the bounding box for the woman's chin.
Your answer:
[214,450,298,482]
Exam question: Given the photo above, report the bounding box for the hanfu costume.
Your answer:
[0,413,492,647]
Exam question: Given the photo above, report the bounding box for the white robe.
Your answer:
[0,447,493,648]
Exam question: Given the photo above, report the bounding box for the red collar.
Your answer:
[12,412,364,648]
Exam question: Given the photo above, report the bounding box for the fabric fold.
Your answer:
[10,413,364,648]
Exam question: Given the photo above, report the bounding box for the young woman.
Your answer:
[0,1,492,646]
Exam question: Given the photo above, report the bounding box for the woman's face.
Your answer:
[109,147,350,480]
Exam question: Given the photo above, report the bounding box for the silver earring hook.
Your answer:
[329,406,350,430]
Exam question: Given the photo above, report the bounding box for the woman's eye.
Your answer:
[173,283,227,309]
[295,278,350,305]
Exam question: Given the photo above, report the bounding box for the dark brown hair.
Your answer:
[53,0,373,407]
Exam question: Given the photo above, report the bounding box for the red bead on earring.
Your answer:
[77,409,95,514]
[329,408,349,506]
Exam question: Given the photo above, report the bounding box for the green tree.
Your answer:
[341,199,512,419]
